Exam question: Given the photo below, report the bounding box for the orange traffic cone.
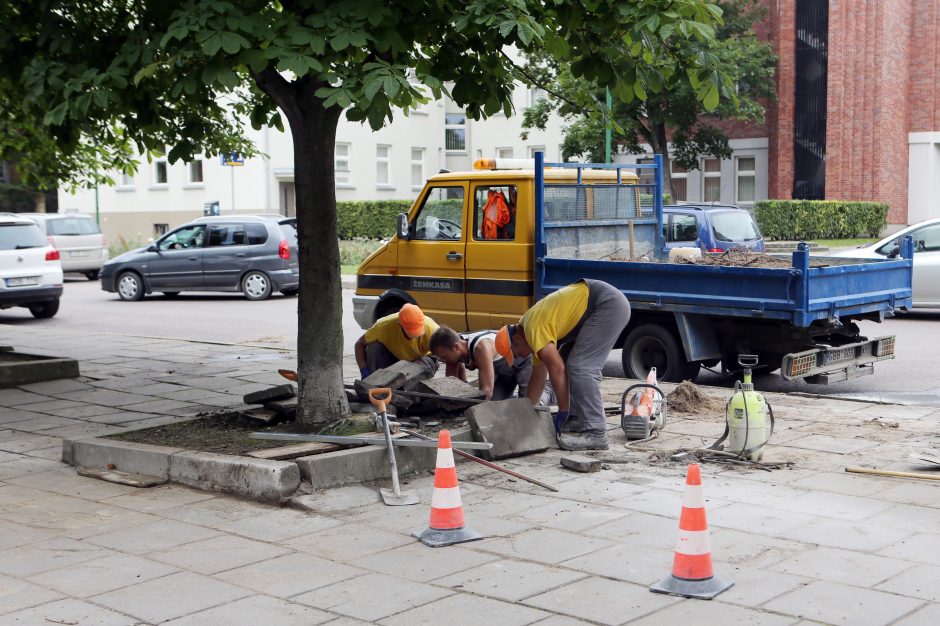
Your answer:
[413,430,484,547]
[650,463,733,599]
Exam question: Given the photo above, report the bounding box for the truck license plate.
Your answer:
[6,276,39,287]
[827,346,855,363]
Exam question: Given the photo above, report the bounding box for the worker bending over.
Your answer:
[430,326,554,404]
[354,303,438,379]
[495,279,630,451]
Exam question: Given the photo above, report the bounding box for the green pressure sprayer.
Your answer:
[720,355,774,461]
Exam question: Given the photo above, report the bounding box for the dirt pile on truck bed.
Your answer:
[674,247,832,268]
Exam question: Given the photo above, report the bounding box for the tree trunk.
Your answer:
[286,92,349,429]
[648,122,674,202]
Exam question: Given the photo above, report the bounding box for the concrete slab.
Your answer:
[0,537,112,578]
[0,598,134,625]
[466,398,558,460]
[26,553,179,597]
[150,534,290,575]
[293,572,452,622]
[162,595,335,626]
[477,527,613,565]
[878,533,940,566]
[877,564,940,602]
[0,573,65,616]
[771,545,913,586]
[378,592,550,626]
[523,576,680,625]
[764,579,925,625]
[433,559,586,602]
[84,519,220,555]
[213,553,366,598]
[351,543,498,583]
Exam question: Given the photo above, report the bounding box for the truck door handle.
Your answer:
[446,252,463,261]
[188,257,198,261]
[236,253,246,257]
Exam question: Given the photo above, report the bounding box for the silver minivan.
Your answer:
[99,215,299,301]
[22,213,109,280]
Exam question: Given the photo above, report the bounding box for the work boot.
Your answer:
[557,431,609,451]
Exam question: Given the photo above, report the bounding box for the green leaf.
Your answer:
[703,84,719,111]
[219,32,249,55]
[634,82,646,101]
[202,33,223,56]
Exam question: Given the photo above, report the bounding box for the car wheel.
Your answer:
[117,271,145,301]
[280,288,299,297]
[621,324,699,382]
[242,270,272,301]
[162,292,181,298]
[84,270,100,281]
[28,299,60,319]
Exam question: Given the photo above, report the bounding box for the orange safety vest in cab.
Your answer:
[482,189,511,240]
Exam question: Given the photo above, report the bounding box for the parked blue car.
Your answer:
[663,204,765,252]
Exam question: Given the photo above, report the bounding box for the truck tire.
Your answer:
[621,324,700,382]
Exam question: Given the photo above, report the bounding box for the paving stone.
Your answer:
[6,398,80,412]
[217,508,345,542]
[0,520,54,551]
[92,570,250,624]
[561,541,675,586]
[709,527,808,569]
[40,404,126,419]
[524,576,679,625]
[27,553,178,597]
[531,617,595,626]
[163,595,335,626]
[0,434,62,454]
[0,573,64,617]
[777,515,916,552]
[1,415,76,432]
[352,543,498,583]
[764,580,924,625]
[0,484,51,507]
[0,598,135,625]
[285,522,414,561]
[477,528,613,565]
[83,411,164,425]
[0,409,51,427]
[57,388,154,407]
[708,502,818,537]
[769,490,893,521]
[151,534,291,575]
[0,457,63,480]
[101,485,217,513]
[0,494,158,539]
[789,471,897,497]
[560,455,602,473]
[0,537,112,577]
[434,559,586,602]
[876,564,940,602]
[716,567,811,608]
[6,467,140,501]
[582,510,680,545]
[878,533,940,566]
[415,376,485,410]
[85,519,221,554]
[771,546,913,586]
[0,389,59,406]
[876,481,940,507]
[213,553,366,598]
[379,592,550,626]
[864,503,940,535]
[294,572,452,622]
[513,500,629,533]
[893,602,940,626]
[467,398,557,460]
[158,494,271,527]
[633,600,795,625]
[783,434,878,454]
[117,398,199,414]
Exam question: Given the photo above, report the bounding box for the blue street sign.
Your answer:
[221,153,245,167]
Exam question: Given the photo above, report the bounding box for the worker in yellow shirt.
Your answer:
[495,280,630,451]
[354,303,439,379]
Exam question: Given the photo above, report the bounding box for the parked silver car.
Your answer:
[22,213,109,280]
[100,215,299,301]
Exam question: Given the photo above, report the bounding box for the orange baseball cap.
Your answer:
[495,325,514,365]
[398,303,426,338]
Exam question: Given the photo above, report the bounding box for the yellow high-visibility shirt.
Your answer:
[519,281,589,364]
[364,313,439,361]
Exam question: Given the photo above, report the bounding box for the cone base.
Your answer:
[413,525,484,548]
[649,574,733,600]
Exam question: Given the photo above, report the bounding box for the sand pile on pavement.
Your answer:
[667,381,727,416]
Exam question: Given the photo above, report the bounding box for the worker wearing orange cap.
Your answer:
[354,303,440,379]
[495,279,630,451]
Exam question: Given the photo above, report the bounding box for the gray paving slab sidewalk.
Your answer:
[0,324,939,625]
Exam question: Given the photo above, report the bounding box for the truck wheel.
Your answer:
[622,324,699,382]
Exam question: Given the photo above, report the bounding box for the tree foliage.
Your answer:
[521,0,776,197]
[0,0,734,426]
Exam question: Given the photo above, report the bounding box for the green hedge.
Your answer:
[755,200,888,240]
[336,199,463,239]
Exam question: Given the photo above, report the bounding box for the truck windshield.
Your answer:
[711,211,761,242]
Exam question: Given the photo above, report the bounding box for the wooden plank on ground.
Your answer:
[245,432,408,460]
[77,467,168,487]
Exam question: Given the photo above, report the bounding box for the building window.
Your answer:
[445,114,466,152]
[670,162,687,203]
[411,148,424,190]
[527,146,546,159]
[153,159,168,185]
[120,172,134,187]
[702,157,721,203]
[335,143,351,185]
[496,147,513,159]
[376,145,392,187]
[188,160,204,184]
[736,157,756,204]
[529,87,548,107]
[637,157,655,189]
[154,223,169,236]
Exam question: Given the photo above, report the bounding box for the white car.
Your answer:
[830,217,940,308]
[21,213,109,280]
[0,214,64,318]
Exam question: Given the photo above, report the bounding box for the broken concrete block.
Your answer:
[361,360,433,391]
[264,397,298,416]
[466,398,558,460]
[239,408,281,424]
[415,376,485,411]
[561,455,602,473]
[354,380,413,411]
[244,384,296,405]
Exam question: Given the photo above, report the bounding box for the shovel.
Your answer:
[368,387,419,506]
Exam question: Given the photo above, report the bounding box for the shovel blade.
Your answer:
[380,488,419,506]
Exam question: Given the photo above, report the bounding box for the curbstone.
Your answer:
[0,352,80,388]
[62,438,183,478]
[168,451,301,503]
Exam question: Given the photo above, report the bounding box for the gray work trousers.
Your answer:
[561,281,631,434]
[365,343,438,377]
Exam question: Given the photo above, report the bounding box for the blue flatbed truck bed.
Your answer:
[532,152,914,383]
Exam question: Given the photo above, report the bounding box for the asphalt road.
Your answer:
[4,275,940,405]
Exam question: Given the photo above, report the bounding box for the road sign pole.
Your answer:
[229,166,234,215]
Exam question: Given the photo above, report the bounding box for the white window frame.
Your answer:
[410,148,425,191]
[670,162,688,203]
[118,171,135,190]
[376,144,393,189]
[445,114,467,153]
[528,86,548,107]
[527,145,546,159]
[335,142,352,187]
[152,158,168,188]
[735,155,757,205]
[496,147,514,159]
[702,157,722,203]
[187,159,204,186]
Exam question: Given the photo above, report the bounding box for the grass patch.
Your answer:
[811,238,878,249]
[339,238,384,273]
[341,264,358,275]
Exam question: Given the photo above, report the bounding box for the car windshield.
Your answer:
[48,217,101,236]
[0,223,48,250]
[711,211,761,242]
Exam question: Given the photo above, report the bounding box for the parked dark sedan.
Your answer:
[101,215,299,301]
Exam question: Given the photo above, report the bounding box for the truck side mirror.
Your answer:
[396,213,411,240]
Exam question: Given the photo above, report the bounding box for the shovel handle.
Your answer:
[368,387,392,413]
